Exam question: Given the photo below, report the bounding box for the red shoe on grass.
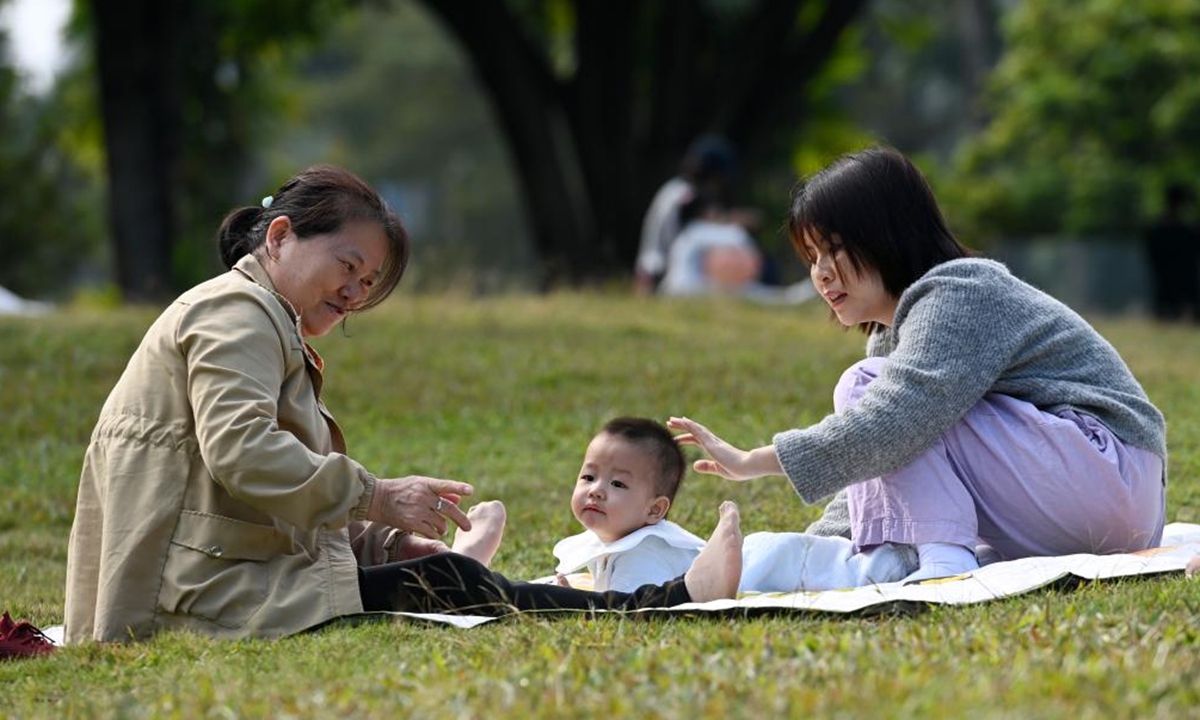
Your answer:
[0,611,57,659]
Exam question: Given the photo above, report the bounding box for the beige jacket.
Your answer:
[65,255,400,643]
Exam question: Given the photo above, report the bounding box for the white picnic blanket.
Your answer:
[42,523,1200,638]
[375,521,1200,629]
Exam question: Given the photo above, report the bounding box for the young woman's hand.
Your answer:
[368,476,474,538]
[668,416,783,481]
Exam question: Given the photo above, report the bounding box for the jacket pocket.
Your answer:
[157,511,294,629]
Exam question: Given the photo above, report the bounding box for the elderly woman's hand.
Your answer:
[368,476,474,538]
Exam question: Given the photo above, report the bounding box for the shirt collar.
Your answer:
[231,253,322,370]
[233,253,300,326]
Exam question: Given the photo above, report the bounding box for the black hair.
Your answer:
[681,134,738,183]
[216,164,409,311]
[599,417,687,503]
[678,191,717,228]
[1165,183,1193,212]
[789,147,972,331]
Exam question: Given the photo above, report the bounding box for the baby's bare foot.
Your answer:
[684,501,743,602]
[450,500,507,567]
[1187,553,1200,578]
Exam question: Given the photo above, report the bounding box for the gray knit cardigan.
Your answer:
[780,258,1167,537]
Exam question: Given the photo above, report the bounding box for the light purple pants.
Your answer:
[838,357,1166,560]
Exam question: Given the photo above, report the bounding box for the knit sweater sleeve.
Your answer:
[803,490,852,538]
[774,260,1023,504]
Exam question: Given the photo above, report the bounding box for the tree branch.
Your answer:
[727,0,871,162]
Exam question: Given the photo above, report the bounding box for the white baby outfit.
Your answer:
[553,521,705,593]
[737,533,916,593]
[553,522,918,594]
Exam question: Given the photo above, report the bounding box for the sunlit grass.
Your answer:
[2,293,1197,719]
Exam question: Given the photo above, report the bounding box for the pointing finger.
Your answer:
[439,498,472,532]
[424,478,474,497]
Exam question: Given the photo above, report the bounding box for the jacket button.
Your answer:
[207,546,224,558]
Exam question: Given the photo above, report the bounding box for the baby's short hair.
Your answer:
[599,416,686,501]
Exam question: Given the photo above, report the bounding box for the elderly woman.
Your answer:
[65,165,741,643]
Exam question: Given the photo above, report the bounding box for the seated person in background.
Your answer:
[635,135,743,295]
[658,195,816,305]
[549,417,916,594]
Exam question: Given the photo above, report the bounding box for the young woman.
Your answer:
[65,165,742,643]
[670,146,1166,582]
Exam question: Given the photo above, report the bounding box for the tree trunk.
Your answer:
[419,0,871,284]
[420,0,602,288]
[722,0,871,178]
[90,0,177,302]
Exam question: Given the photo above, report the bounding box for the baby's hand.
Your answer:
[554,573,572,587]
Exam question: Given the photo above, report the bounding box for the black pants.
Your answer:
[357,552,691,616]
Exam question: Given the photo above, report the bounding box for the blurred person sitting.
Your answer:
[635,134,763,295]
[658,193,815,305]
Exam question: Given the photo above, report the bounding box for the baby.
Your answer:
[453,416,921,594]
[553,416,707,591]
[552,416,920,594]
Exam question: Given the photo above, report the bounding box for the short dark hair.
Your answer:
[680,134,738,184]
[599,417,686,502]
[216,164,409,311]
[1165,183,1193,211]
[789,147,971,316]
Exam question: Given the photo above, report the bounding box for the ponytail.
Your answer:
[216,206,268,269]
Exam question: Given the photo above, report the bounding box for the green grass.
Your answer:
[2,293,1198,719]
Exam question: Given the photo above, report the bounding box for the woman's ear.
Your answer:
[264,216,292,260]
[648,496,671,521]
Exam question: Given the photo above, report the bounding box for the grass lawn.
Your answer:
[2,292,1198,719]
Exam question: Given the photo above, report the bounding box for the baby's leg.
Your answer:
[450,500,507,567]
[739,532,917,593]
[684,501,743,602]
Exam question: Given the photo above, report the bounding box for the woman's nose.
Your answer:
[815,253,837,282]
[342,281,366,304]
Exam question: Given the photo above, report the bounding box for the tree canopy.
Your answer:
[86,0,352,300]
[79,0,869,298]
[417,0,869,285]
[946,0,1200,241]
[36,0,1198,299]
[0,9,100,299]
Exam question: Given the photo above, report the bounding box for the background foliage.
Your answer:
[8,1,1200,299]
[267,2,536,293]
[0,0,1004,299]
[0,23,103,299]
[945,0,1200,242]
